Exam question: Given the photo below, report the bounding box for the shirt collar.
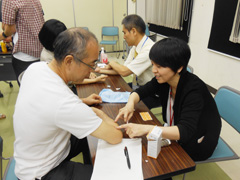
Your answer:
[135,35,148,53]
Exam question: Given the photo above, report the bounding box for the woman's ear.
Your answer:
[177,66,184,74]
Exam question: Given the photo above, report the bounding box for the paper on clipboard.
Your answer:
[91,138,143,180]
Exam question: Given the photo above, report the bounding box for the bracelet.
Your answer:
[147,126,162,140]
[2,32,8,38]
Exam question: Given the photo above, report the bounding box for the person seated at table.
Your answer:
[13,27,122,180]
[95,14,154,87]
[116,37,221,161]
[96,15,159,109]
[38,19,107,85]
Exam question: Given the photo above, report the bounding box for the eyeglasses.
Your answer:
[70,54,98,70]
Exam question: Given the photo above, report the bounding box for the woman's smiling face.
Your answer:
[151,61,177,84]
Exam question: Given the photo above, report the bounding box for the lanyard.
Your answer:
[133,36,148,60]
[141,36,148,49]
[169,88,174,126]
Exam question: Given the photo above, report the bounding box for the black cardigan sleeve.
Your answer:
[134,77,168,101]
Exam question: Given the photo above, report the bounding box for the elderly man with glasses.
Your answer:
[13,27,123,180]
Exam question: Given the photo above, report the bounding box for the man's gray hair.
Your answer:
[122,14,146,35]
[53,27,98,63]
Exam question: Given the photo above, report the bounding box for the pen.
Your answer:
[124,146,131,169]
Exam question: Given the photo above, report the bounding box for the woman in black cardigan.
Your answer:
[116,37,221,161]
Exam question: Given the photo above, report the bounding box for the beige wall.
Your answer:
[189,0,240,90]
[40,0,75,28]
[135,0,240,91]
[40,0,127,51]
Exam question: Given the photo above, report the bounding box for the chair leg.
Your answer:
[115,41,120,59]
[183,173,186,180]
[4,81,13,88]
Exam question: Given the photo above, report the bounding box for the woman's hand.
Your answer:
[115,104,134,123]
[115,92,140,123]
[117,123,154,138]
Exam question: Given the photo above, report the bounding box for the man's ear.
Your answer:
[131,28,137,35]
[64,55,74,68]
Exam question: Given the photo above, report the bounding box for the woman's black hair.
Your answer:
[38,19,67,52]
[149,37,191,74]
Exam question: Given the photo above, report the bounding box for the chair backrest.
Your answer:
[187,65,194,73]
[214,86,240,133]
[81,27,89,31]
[145,24,150,36]
[102,27,119,36]
[0,136,18,180]
[3,158,17,180]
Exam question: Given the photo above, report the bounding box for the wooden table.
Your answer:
[77,75,196,180]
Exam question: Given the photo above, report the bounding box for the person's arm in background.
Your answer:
[0,0,17,41]
[0,23,16,41]
[91,107,123,144]
[95,59,133,76]
[75,74,108,85]
[107,61,133,77]
[95,66,119,75]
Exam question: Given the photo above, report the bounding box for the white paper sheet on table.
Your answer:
[91,138,143,180]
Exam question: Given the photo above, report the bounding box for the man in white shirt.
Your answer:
[13,28,122,180]
[96,15,160,109]
[96,14,154,87]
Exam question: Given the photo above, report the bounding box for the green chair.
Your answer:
[145,24,150,36]
[100,26,120,58]
[0,137,18,180]
[146,24,157,42]
[187,65,194,73]
[183,86,240,179]
[81,27,89,31]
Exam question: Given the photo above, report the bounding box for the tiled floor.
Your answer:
[0,52,239,179]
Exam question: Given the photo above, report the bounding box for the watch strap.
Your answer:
[2,32,8,38]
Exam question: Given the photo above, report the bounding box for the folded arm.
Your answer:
[108,61,133,77]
